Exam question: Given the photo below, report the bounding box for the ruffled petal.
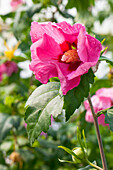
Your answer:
[60,76,81,95]
[56,21,77,34]
[30,34,62,84]
[77,27,88,62]
[67,61,96,80]
[55,21,78,43]
[73,23,86,35]
[30,22,66,44]
[30,60,58,84]
[30,21,79,45]
[30,33,63,61]
[86,34,102,62]
[55,62,81,95]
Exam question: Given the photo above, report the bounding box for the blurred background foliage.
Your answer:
[0,0,113,169]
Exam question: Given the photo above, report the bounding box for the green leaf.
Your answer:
[77,128,86,157]
[25,82,64,145]
[82,130,87,149]
[99,56,113,66]
[12,55,28,62]
[64,69,94,120]
[105,106,113,131]
[0,113,21,143]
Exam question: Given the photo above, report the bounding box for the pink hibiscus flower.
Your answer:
[30,21,102,95]
[84,87,113,126]
[10,0,23,9]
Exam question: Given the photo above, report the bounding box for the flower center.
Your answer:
[61,49,79,63]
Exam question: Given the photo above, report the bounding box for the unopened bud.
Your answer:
[72,147,85,163]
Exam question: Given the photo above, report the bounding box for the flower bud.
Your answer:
[72,147,85,163]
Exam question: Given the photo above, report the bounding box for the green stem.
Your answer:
[86,159,103,170]
[88,94,107,170]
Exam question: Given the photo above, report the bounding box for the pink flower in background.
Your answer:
[0,63,6,81]
[84,87,113,126]
[24,122,27,128]
[10,0,23,10]
[96,88,113,102]
[0,61,18,81]
[30,21,102,95]
[4,61,18,76]
[24,116,54,136]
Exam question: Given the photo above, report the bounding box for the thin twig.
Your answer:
[88,94,107,170]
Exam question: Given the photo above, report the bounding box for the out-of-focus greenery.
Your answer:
[0,0,113,169]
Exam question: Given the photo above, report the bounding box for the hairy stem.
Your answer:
[87,94,107,170]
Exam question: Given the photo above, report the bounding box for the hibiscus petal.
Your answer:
[85,109,94,122]
[85,109,109,126]
[56,21,77,34]
[96,88,113,102]
[77,26,88,62]
[30,33,63,61]
[30,60,58,84]
[55,21,79,43]
[30,21,66,44]
[67,28,102,80]
[84,95,111,111]
[73,23,86,34]
[84,95,100,110]
[60,76,81,95]
[67,61,96,80]
[55,63,81,95]
[86,34,102,62]
[30,21,79,45]
[98,114,109,127]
